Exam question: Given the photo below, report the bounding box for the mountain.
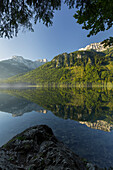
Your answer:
[0,56,48,79]
[78,42,113,52]
[2,43,113,84]
[11,56,48,69]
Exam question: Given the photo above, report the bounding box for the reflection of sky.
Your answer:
[0,4,113,61]
[0,110,113,168]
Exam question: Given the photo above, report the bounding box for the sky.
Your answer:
[0,4,113,61]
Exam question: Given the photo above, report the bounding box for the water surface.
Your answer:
[0,87,113,168]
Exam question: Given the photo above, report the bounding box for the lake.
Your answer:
[0,87,113,168]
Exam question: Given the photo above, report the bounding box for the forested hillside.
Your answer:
[2,47,113,85]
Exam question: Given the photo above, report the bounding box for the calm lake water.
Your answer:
[0,87,113,168]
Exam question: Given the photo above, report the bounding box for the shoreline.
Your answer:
[0,81,113,88]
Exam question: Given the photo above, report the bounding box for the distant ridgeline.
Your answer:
[0,56,48,80]
[2,42,113,85]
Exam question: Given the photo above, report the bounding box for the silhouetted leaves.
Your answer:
[74,0,113,46]
[0,0,61,38]
[0,0,113,44]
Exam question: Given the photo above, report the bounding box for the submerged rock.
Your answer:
[0,125,98,170]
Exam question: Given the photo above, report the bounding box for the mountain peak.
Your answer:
[12,56,25,62]
[0,55,48,80]
[78,42,111,52]
[11,55,48,69]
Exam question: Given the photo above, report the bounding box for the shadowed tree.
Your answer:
[0,0,61,38]
[74,0,113,47]
[0,0,113,46]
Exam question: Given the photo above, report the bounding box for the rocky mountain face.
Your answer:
[51,50,104,68]
[0,56,48,79]
[78,42,112,52]
[50,42,113,68]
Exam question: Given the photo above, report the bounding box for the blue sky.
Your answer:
[0,4,113,61]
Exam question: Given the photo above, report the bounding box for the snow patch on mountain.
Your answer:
[78,42,111,52]
[11,56,48,69]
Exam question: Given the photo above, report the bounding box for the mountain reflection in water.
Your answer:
[0,87,113,168]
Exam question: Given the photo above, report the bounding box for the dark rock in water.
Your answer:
[0,125,97,170]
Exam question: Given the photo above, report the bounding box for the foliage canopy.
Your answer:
[0,0,61,38]
[0,0,113,45]
[74,0,113,46]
